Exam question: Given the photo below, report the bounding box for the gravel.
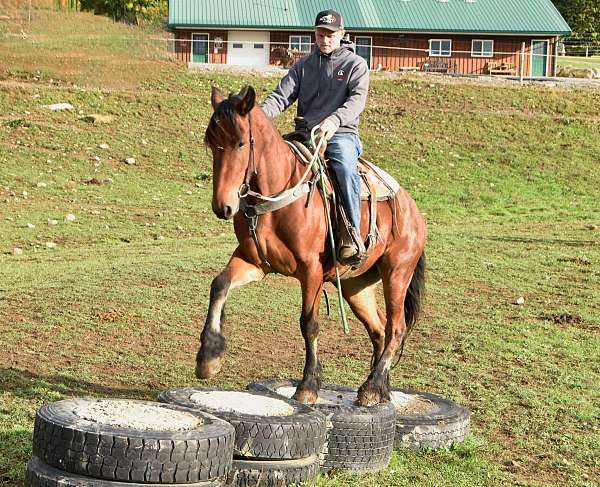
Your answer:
[189,391,295,416]
[73,400,203,431]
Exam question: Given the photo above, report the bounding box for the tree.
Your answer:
[552,0,600,35]
[79,0,167,24]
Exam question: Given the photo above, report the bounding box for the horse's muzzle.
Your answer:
[212,200,239,220]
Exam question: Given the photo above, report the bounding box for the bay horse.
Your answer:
[196,85,427,407]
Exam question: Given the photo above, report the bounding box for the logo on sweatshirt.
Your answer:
[319,14,336,24]
[336,69,345,81]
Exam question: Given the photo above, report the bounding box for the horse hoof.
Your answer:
[195,358,222,379]
[356,388,382,407]
[292,388,318,405]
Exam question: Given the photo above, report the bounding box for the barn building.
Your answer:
[167,0,571,77]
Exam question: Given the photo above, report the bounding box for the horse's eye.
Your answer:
[238,141,245,149]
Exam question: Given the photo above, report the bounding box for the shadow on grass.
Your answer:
[479,235,599,247]
[0,429,29,487]
[0,367,155,402]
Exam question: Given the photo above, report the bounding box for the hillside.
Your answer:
[1,9,599,487]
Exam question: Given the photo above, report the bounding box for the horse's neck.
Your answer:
[252,116,303,196]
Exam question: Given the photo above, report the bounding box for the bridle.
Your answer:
[237,111,257,199]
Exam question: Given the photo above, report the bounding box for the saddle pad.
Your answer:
[358,158,400,201]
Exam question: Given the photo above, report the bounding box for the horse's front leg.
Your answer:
[292,264,324,405]
[196,248,264,379]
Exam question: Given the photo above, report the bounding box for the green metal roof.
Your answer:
[168,0,571,35]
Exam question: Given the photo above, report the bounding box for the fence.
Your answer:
[560,36,600,57]
[166,37,592,79]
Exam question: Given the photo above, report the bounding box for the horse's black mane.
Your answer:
[204,95,243,150]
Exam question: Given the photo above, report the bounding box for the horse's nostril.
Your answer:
[223,206,233,219]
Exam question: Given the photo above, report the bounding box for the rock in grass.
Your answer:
[98,143,110,149]
[48,219,58,226]
[46,242,57,249]
[514,297,525,306]
[44,103,74,111]
[13,247,23,255]
[65,213,76,222]
[26,222,35,229]
[124,157,136,165]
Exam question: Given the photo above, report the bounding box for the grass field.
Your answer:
[558,55,600,70]
[1,9,600,487]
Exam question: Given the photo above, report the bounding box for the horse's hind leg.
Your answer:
[293,263,324,405]
[341,267,386,368]
[195,247,264,379]
[357,252,425,407]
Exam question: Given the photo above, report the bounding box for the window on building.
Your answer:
[429,39,452,57]
[289,35,312,52]
[355,36,372,69]
[232,43,243,49]
[254,43,264,49]
[472,40,494,57]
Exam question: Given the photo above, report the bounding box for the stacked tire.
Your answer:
[247,379,397,473]
[26,385,470,487]
[158,388,324,487]
[389,388,470,450]
[27,399,234,486]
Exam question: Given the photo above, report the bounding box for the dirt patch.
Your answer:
[391,391,435,416]
[541,313,599,335]
[96,308,126,322]
[83,177,105,185]
[549,313,585,325]
[557,256,592,266]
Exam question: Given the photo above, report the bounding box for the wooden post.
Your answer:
[28,0,31,22]
[520,42,525,82]
[553,37,559,77]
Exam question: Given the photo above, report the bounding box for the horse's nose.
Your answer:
[212,203,233,220]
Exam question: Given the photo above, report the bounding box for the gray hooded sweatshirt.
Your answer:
[261,40,369,137]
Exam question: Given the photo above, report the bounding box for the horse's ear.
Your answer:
[211,86,224,110]
[235,86,256,116]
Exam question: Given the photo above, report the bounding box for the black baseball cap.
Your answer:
[314,10,344,31]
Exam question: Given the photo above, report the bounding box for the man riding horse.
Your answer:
[261,9,368,265]
[197,9,427,407]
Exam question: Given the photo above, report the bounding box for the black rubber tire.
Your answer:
[158,388,326,461]
[247,379,396,473]
[227,455,320,487]
[26,456,225,487]
[32,399,234,484]
[391,388,470,450]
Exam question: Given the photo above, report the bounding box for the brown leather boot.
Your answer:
[338,227,366,266]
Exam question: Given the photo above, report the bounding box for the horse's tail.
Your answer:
[393,252,426,367]
[404,251,426,337]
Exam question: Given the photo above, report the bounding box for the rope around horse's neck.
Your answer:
[241,130,327,202]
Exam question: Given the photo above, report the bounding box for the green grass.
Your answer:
[1,9,600,487]
[558,55,600,70]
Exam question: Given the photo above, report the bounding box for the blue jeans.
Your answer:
[325,133,362,230]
